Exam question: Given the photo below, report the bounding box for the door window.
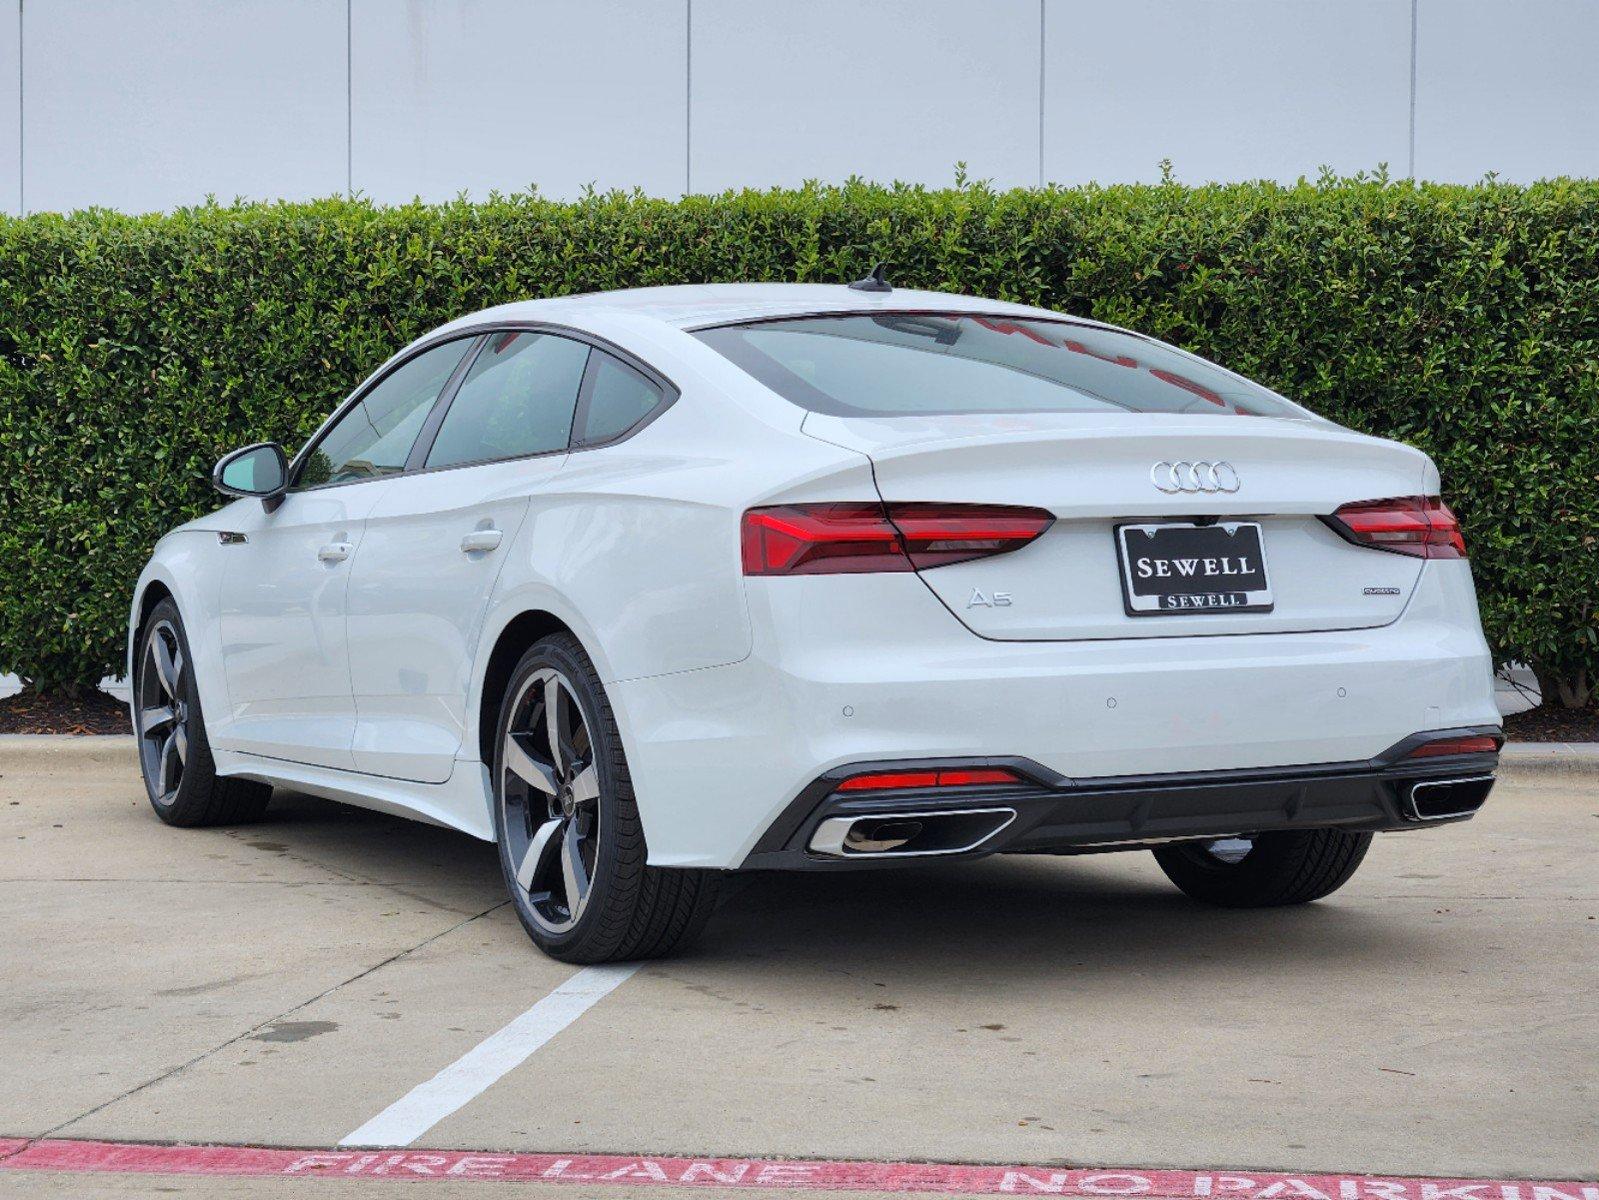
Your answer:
[424,332,590,469]
[297,338,474,488]
[575,350,667,446]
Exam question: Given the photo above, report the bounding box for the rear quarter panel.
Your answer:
[470,317,880,733]
[471,321,885,858]
[483,390,879,685]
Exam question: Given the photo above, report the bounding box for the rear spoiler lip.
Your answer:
[800,408,1397,459]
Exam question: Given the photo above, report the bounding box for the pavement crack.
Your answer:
[219,829,481,914]
[36,898,511,1140]
[0,877,492,913]
[1404,1010,1597,1052]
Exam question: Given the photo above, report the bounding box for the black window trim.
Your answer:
[404,333,498,473]
[288,332,483,493]
[405,332,593,474]
[287,321,680,494]
[569,345,670,451]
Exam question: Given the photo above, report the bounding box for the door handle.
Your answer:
[317,541,353,563]
[459,529,504,554]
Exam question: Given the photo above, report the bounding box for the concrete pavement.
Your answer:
[0,738,1594,1195]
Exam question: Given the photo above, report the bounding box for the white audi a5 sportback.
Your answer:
[130,280,1503,962]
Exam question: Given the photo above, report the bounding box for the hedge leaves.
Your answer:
[1,179,1595,701]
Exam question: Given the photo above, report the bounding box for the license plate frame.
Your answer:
[1115,521,1274,617]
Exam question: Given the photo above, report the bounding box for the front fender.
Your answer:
[128,533,232,734]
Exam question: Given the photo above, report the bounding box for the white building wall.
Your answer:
[1043,0,1413,186]
[1414,0,1599,183]
[4,0,1598,215]
[0,0,17,215]
[21,0,346,214]
[350,0,688,202]
[690,0,1039,193]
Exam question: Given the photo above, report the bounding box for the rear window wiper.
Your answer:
[870,314,963,346]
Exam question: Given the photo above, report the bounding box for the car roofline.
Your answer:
[418,284,1102,338]
[679,307,1133,336]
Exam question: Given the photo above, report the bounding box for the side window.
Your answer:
[424,332,590,469]
[575,351,667,447]
[296,339,473,488]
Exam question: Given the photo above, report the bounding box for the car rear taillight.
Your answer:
[1326,496,1467,559]
[836,767,1022,792]
[1405,734,1502,759]
[741,503,1053,576]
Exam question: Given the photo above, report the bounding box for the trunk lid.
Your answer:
[803,412,1430,641]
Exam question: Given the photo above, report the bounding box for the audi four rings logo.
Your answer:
[1150,460,1241,494]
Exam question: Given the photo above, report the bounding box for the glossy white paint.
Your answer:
[215,479,390,770]
[347,458,545,782]
[131,284,1500,869]
[619,559,1499,867]
[811,412,1430,641]
[210,745,498,840]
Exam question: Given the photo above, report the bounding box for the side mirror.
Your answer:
[213,443,289,511]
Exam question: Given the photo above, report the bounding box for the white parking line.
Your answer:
[339,963,641,1148]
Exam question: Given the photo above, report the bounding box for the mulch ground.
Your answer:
[1501,703,1599,743]
[0,689,129,735]
[2,687,1595,741]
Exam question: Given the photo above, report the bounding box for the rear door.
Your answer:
[346,330,591,783]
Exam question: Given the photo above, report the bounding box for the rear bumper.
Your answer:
[740,730,1502,870]
[610,560,1500,869]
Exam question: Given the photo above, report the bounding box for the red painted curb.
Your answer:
[0,1140,1594,1196]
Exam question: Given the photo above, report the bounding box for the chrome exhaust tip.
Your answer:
[808,807,1016,858]
[844,818,924,853]
[1406,775,1495,821]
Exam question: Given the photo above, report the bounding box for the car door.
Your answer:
[346,329,591,784]
[215,336,478,769]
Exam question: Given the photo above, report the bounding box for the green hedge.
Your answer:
[2,178,1596,705]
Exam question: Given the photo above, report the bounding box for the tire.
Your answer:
[133,599,272,827]
[1152,829,1373,907]
[492,633,719,963]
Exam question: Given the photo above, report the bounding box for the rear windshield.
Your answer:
[693,313,1300,419]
